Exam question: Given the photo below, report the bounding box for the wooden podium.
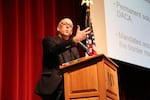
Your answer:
[60,54,120,100]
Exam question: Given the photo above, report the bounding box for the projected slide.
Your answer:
[91,0,150,68]
[105,0,150,68]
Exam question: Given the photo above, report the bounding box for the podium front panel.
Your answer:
[61,54,120,100]
[64,63,100,99]
[71,97,99,100]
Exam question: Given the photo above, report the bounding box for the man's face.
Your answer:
[57,18,73,39]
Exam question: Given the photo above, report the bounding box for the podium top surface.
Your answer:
[60,54,118,70]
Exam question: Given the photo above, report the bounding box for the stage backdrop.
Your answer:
[0,0,82,100]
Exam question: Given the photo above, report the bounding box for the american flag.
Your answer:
[85,6,98,56]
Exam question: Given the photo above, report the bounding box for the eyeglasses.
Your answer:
[60,22,73,28]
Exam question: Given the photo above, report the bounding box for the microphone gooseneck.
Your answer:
[78,41,91,56]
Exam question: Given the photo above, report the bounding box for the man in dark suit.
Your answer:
[35,18,90,100]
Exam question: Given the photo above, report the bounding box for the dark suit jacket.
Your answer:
[35,36,80,96]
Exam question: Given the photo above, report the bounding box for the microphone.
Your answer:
[78,41,89,51]
[78,41,98,56]
[78,41,91,56]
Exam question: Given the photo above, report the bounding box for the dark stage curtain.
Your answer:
[0,0,82,100]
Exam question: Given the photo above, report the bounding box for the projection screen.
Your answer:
[91,0,150,68]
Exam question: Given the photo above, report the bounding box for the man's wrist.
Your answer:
[72,37,79,43]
